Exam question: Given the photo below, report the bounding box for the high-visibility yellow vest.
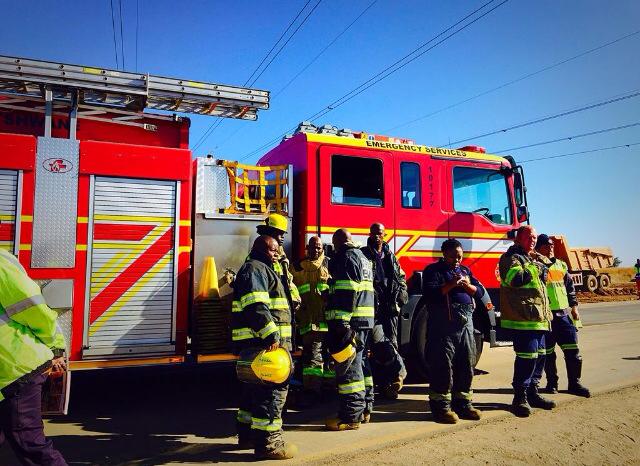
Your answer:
[546,259,570,311]
[0,250,66,401]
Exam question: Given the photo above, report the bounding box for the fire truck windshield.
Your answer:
[452,167,512,225]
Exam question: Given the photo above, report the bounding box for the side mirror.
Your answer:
[517,205,529,223]
[513,171,524,206]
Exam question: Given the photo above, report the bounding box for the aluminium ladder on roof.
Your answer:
[0,55,269,120]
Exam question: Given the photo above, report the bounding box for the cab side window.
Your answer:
[331,155,383,206]
[400,162,421,208]
[453,166,512,224]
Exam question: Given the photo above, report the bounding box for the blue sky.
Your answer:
[2,0,639,265]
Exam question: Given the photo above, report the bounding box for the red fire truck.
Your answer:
[0,55,528,377]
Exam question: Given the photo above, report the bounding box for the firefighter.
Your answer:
[0,249,68,466]
[231,235,297,460]
[422,238,486,423]
[536,234,591,397]
[499,225,555,418]
[292,236,331,403]
[256,213,301,313]
[325,229,375,430]
[361,223,408,399]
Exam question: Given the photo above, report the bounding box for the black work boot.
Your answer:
[544,352,559,394]
[566,356,591,398]
[452,399,482,420]
[429,400,459,424]
[511,387,531,417]
[527,384,556,410]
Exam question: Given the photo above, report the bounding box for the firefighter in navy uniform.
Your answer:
[325,229,375,430]
[535,234,590,397]
[422,238,486,423]
[0,249,68,466]
[231,236,297,460]
[256,213,301,313]
[499,225,555,418]
[361,223,408,399]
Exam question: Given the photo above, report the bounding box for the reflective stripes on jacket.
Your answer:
[231,256,292,351]
[0,249,66,401]
[327,245,375,330]
[545,259,577,311]
[293,256,330,335]
[498,245,551,331]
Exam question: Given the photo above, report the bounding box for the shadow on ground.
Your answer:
[0,366,513,465]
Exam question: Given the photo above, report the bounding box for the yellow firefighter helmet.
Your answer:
[236,347,293,385]
[265,213,288,233]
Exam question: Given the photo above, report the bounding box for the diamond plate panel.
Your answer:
[195,158,231,214]
[32,137,80,268]
[56,308,73,353]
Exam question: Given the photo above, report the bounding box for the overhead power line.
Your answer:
[109,0,119,69]
[192,0,322,153]
[383,29,640,134]
[520,142,640,163]
[215,1,378,154]
[247,0,323,88]
[243,0,313,87]
[119,0,125,70]
[495,122,640,153]
[443,89,640,147]
[240,0,510,161]
[273,0,377,98]
[304,0,510,123]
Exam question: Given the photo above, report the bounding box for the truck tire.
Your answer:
[598,274,611,289]
[584,274,598,292]
[406,306,484,382]
[406,305,429,382]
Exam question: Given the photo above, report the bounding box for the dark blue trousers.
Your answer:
[545,313,581,387]
[512,330,546,390]
[335,329,372,423]
[0,371,67,466]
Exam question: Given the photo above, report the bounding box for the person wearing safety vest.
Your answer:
[256,213,301,314]
[422,238,487,424]
[634,258,640,300]
[360,223,408,400]
[499,225,555,417]
[292,236,331,404]
[231,236,297,460]
[0,249,68,466]
[535,234,591,398]
[324,229,375,431]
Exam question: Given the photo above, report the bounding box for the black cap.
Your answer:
[535,234,553,249]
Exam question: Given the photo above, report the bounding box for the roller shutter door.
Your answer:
[87,177,177,352]
[0,170,18,253]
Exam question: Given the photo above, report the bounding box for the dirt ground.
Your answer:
[314,385,640,465]
[577,282,638,303]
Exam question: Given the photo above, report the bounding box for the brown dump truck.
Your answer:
[550,235,614,292]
